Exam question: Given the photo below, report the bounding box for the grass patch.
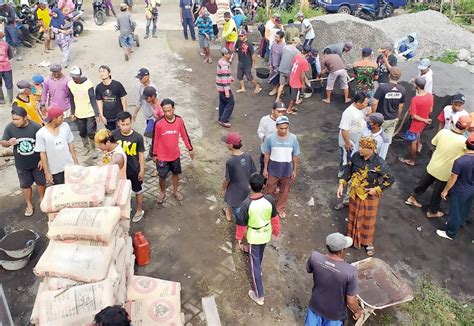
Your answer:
[401,275,474,325]
[429,49,459,64]
[256,6,325,24]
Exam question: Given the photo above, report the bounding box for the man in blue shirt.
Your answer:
[179,0,196,41]
[262,116,300,219]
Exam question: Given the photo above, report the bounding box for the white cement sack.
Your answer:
[38,280,114,326]
[119,219,130,234]
[127,276,181,301]
[45,277,83,290]
[125,295,182,326]
[47,212,58,221]
[30,282,48,325]
[34,240,114,282]
[40,184,105,213]
[103,179,131,206]
[47,207,121,242]
[65,164,119,194]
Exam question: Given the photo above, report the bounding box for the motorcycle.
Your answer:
[354,0,393,21]
[68,10,84,36]
[92,0,107,26]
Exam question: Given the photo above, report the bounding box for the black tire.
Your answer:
[74,21,83,36]
[337,5,351,14]
[356,11,374,21]
[134,34,140,47]
[384,4,394,18]
[94,10,105,26]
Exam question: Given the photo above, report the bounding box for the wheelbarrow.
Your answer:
[351,257,414,325]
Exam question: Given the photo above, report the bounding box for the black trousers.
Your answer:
[76,116,97,139]
[412,172,446,212]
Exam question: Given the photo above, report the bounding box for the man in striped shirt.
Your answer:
[216,47,234,128]
[195,10,214,63]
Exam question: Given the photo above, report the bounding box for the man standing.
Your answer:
[324,42,353,58]
[437,93,468,131]
[37,0,52,53]
[287,46,310,114]
[296,12,315,47]
[195,10,214,63]
[1,106,45,216]
[375,43,397,84]
[276,37,300,103]
[235,29,262,94]
[262,116,300,219]
[0,30,13,104]
[306,233,363,325]
[268,30,285,96]
[216,47,234,128]
[133,68,157,127]
[35,106,78,185]
[113,111,145,222]
[405,116,471,219]
[235,173,280,306]
[117,3,136,60]
[41,64,71,116]
[13,81,43,126]
[284,19,299,45]
[144,0,159,39]
[179,0,196,41]
[95,65,128,131]
[353,47,378,98]
[437,134,474,240]
[221,11,237,51]
[142,86,164,120]
[371,66,405,144]
[257,102,287,173]
[399,77,433,166]
[353,113,389,160]
[221,132,256,221]
[320,48,350,104]
[150,99,194,203]
[68,66,99,157]
[415,58,433,94]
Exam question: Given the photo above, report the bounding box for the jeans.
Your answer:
[249,243,266,298]
[305,307,343,326]
[218,91,234,123]
[182,17,196,40]
[0,70,13,90]
[5,25,20,48]
[146,16,158,36]
[399,44,414,59]
[303,38,314,48]
[231,206,241,223]
[76,116,97,139]
[412,172,446,213]
[446,192,473,238]
[106,119,117,131]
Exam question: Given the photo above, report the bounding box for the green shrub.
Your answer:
[256,5,325,23]
[430,49,459,64]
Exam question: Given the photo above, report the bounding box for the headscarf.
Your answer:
[50,8,66,29]
[359,136,377,150]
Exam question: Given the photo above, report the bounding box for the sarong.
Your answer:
[347,195,379,249]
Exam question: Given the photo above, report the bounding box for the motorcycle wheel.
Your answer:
[74,22,84,36]
[384,4,393,18]
[355,11,373,21]
[134,34,140,47]
[94,10,106,26]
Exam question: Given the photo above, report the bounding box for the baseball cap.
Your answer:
[32,75,44,84]
[451,93,465,104]
[120,2,128,9]
[326,232,353,251]
[455,115,472,130]
[362,47,372,57]
[310,48,318,56]
[221,132,241,146]
[238,28,247,36]
[221,47,231,55]
[142,86,157,98]
[276,116,290,125]
[379,42,392,51]
[296,12,304,17]
[46,107,64,122]
[50,63,62,72]
[344,42,353,50]
[414,76,426,88]
[69,66,82,77]
[367,112,384,125]
[11,103,27,117]
[17,80,32,90]
[418,58,431,70]
[135,68,150,79]
[38,0,48,4]
[291,37,301,45]
[302,45,311,54]
[466,133,474,147]
[273,102,287,111]
[389,66,402,80]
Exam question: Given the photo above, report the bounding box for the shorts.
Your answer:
[237,65,253,81]
[279,72,290,85]
[119,34,134,48]
[127,171,144,194]
[52,172,65,185]
[156,158,182,179]
[17,167,46,189]
[326,69,348,91]
[198,34,210,49]
[305,307,342,326]
[405,130,419,142]
[290,87,301,101]
[40,27,52,40]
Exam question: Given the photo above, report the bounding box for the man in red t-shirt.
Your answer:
[287,46,309,115]
[399,77,433,166]
[150,98,194,203]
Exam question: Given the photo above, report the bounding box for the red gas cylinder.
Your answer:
[133,232,150,266]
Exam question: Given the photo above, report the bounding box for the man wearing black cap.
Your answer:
[324,41,353,59]
[1,105,45,216]
[375,43,397,84]
[133,68,158,142]
[436,93,469,131]
[41,64,71,116]
[95,65,128,131]
[305,232,362,324]
[305,47,320,80]
[353,47,378,98]
[235,28,262,94]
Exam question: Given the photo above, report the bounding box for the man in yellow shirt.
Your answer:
[221,11,237,51]
[36,0,52,53]
[13,80,43,125]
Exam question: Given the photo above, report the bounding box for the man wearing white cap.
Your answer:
[305,232,362,325]
[415,58,433,94]
[296,12,314,47]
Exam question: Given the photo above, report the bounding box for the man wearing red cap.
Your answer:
[221,132,256,222]
[405,115,471,218]
[35,107,79,185]
[437,133,474,240]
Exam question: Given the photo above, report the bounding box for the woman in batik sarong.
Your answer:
[337,136,394,256]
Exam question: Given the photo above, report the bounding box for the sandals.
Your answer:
[399,157,415,166]
[405,197,422,208]
[254,87,262,94]
[334,202,348,211]
[365,245,375,256]
[24,207,34,217]
[173,191,183,202]
[221,208,232,222]
[157,192,166,204]
[426,211,444,219]
[236,88,246,93]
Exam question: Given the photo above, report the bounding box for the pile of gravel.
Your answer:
[309,10,474,60]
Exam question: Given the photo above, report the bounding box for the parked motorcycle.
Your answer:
[92,0,107,25]
[69,10,84,36]
[354,0,393,20]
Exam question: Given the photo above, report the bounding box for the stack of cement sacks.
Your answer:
[29,164,183,325]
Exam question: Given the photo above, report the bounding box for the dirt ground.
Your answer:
[0,2,473,325]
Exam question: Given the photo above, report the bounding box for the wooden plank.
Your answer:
[201,295,222,326]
